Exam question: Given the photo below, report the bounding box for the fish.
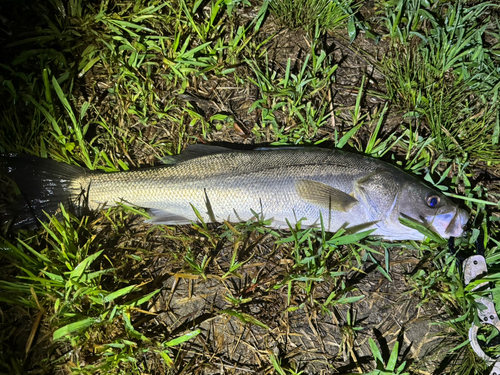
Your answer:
[0,145,468,240]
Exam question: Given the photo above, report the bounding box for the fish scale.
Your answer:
[1,146,468,239]
[78,151,371,217]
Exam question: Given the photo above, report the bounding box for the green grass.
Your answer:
[379,0,500,163]
[268,0,358,34]
[0,0,500,374]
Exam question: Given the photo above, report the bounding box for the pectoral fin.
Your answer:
[295,179,358,212]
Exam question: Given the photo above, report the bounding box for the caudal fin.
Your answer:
[0,155,87,229]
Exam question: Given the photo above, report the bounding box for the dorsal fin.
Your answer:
[159,144,235,165]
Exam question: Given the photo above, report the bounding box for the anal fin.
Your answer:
[145,209,192,225]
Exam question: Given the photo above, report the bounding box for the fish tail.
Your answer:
[0,154,88,229]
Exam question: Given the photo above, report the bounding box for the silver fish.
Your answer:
[1,145,468,240]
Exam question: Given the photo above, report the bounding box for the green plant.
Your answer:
[361,337,409,375]
[247,29,338,144]
[269,0,357,34]
[184,248,210,280]
[269,353,304,375]
[273,216,374,301]
[378,1,500,165]
[0,206,163,372]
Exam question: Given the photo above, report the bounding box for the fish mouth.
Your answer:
[426,208,469,239]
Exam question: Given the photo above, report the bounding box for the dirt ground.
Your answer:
[91,221,455,374]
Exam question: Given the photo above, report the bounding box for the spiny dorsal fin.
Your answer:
[295,179,358,212]
[159,144,235,165]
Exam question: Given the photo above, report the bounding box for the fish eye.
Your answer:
[426,195,440,208]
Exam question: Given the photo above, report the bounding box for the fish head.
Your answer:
[396,179,469,239]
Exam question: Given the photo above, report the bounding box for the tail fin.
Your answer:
[0,154,87,229]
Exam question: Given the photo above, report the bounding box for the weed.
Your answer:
[269,0,359,35]
[339,307,364,369]
[247,28,338,144]
[362,336,409,375]
[0,206,171,373]
[379,1,500,163]
[269,352,304,374]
